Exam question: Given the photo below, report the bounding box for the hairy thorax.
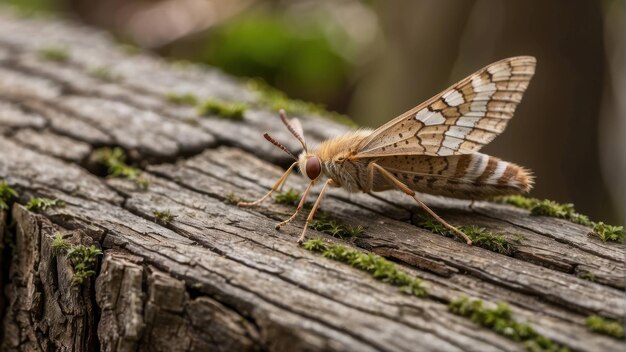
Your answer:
[313,130,373,192]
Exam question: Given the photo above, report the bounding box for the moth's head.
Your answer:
[298,152,322,181]
[263,109,320,180]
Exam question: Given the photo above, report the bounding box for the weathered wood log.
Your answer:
[0,9,624,352]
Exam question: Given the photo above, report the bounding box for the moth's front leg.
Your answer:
[237,162,298,208]
[298,179,333,244]
[275,181,314,229]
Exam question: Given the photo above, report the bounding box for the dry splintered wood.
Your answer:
[0,8,624,352]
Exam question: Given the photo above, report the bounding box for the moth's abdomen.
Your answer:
[375,153,532,199]
[446,153,532,197]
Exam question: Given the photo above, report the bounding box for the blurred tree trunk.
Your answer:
[350,0,476,127]
[352,0,619,224]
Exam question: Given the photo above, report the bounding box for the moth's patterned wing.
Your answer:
[356,56,536,157]
[370,153,532,199]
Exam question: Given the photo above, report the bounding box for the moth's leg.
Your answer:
[371,164,472,245]
[275,180,314,229]
[238,162,298,208]
[298,179,332,244]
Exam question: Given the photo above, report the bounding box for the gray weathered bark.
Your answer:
[0,8,623,352]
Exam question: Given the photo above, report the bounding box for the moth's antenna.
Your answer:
[279,109,307,152]
[263,133,297,160]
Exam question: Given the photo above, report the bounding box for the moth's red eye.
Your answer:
[306,156,321,180]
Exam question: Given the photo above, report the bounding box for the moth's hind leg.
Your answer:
[370,163,473,245]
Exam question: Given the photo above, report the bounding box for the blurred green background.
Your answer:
[2,0,623,225]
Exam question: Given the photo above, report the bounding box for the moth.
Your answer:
[239,56,536,245]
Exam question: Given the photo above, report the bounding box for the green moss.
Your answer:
[414,215,450,236]
[66,244,103,285]
[135,177,150,190]
[462,225,518,255]
[496,194,536,209]
[272,189,364,239]
[38,46,69,62]
[51,232,70,255]
[531,200,592,226]
[302,238,327,252]
[578,271,596,282]
[224,192,243,205]
[50,233,103,285]
[449,297,569,352]
[198,99,246,120]
[590,222,624,242]
[6,0,56,16]
[26,197,65,211]
[170,59,194,70]
[585,315,624,339]
[303,239,427,297]
[153,209,177,225]
[497,196,592,225]
[0,180,18,210]
[414,215,517,255]
[275,191,365,237]
[165,92,199,106]
[93,147,138,178]
[273,188,301,205]
[247,79,357,128]
[93,147,149,190]
[119,43,140,55]
[497,196,624,242]
[310,212,365,240]
[346,225,366,238]
[88,66,122,82]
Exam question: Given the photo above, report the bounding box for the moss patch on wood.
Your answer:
[51,232,70,255]
[66,244,103,285]
[273,188,301,205]
[497,195,624,242]
[88,66,123,82]
[590,222,624,242]
[303,239,427,297]
[198,99,246,120]
[577,271,596,282]
[310,213,365,240]
[272,188,365,239]
[38,45,69,62]
[0,180,18,210]
[414,215,518,255]
[51,232,103,285]
[449,297,569,352]
[153,209,177,225]
[223,192,244,205]
[118,43,140,55]
[585,315,624,339]
[497,196,591,225]
[93,147,149,190]
[247,79,357,128]
[25,197,65,212]
[165,92,199,106]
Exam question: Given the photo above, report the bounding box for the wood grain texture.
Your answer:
[0,8,623,352]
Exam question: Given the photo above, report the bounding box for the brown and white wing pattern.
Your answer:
[356,56,536,157]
